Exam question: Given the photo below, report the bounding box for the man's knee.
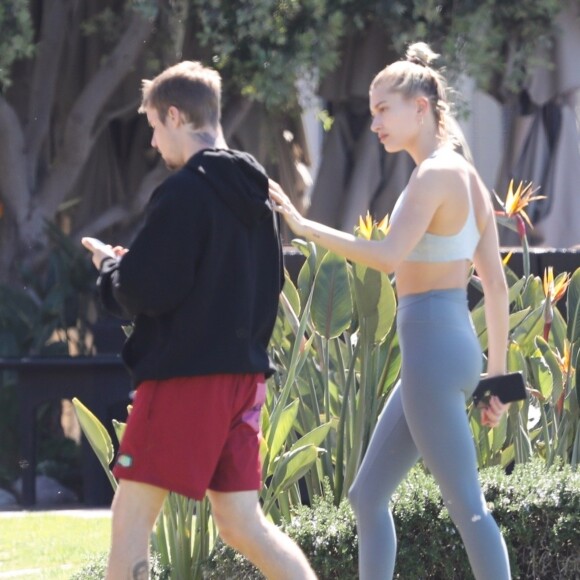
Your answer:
[111,480,167,535]
[214,506,261,547]
[208,490,264,549]
[215,517,246,549]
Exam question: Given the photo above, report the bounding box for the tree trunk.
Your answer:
[0,1,158,283]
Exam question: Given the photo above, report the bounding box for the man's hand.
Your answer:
[479,395,510,428]
[82,237,127,269]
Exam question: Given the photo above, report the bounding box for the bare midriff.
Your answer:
[395,260,472,298]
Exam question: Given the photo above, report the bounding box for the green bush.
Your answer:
[205,483,358,580]
[71,552,170,579]
[205,460,580,580]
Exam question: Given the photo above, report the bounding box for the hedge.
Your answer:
[205,460,580,579]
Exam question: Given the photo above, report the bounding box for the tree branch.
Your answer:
[222,96,254,141]
[93,97,142,142]
[0,94,30,227]
[24,0,70,186]
[34,8,156,225]
[76,161,167,238]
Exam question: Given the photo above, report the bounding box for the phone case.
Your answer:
[472,372,527,405]
[81,237,116,258]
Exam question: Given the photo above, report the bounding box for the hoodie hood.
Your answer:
[186,148,272,228]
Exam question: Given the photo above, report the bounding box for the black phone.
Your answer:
[472,372,527,406]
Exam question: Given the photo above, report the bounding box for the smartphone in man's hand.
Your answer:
[81,237,116,259]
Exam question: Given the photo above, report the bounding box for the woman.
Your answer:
[269,43,512,579]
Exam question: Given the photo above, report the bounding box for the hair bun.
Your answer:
[405,42,439,67]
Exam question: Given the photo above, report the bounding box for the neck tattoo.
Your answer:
[194,131,217,147]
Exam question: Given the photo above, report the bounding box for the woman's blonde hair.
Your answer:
[371,42,459,148]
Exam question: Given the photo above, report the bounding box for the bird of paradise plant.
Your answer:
[554,339,575,416]
[494,180,545,279]
[356,211,390,241]
[542,266,571,341]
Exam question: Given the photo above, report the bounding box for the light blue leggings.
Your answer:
[348,289,511,579]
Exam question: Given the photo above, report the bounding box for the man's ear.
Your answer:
[167,105,182,127]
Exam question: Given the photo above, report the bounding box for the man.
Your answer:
[83,61,316,580]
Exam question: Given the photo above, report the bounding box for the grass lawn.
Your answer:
[0,511,111,579]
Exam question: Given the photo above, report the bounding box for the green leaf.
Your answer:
[576,349,580,410]
[535,336,563,402]
[290,421,333,453]
[294,240,318,310]
[72,397,117,491]
[264,399,299,475]
[352,262,396,344]
[528,354,553,401]
[491,413,508,453]
[567,268,580,356]
[478,307,531,351]
[550,307,568,353]
[471,277,526,335]
[500,443,515,469]
[112,418,126,445]
[265,298,316,468]
[571,420,580,467]
[311,252,352,339]
[508,306,543,352]
[521,275,545,309]
[269,445,321,495]
[282,273,301,319]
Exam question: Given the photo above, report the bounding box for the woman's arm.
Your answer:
[269,169,442,272]
[473,206,509,377]
[472,181,510,428]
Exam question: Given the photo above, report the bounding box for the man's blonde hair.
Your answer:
[139,61,222,128]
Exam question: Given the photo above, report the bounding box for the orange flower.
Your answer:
[554,340,574,414]
[376,213,390,234]
[543,267,570,305]
[356,211,390,240]
[555,340,574,377]
[495,179,545,228]
[357,212,374,240]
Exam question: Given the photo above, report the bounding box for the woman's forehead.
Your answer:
[370,84,403,107]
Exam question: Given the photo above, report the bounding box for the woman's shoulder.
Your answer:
[409,149,480,212]
[414,149,465,187]
[425,146,469,170]
[422,148,479,185]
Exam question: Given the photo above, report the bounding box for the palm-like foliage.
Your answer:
[72,200,580,575]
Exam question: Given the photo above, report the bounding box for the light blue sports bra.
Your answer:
[392,187,481,262]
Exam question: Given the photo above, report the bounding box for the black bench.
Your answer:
[0,355,131,506]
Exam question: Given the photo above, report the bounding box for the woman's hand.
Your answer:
[479,395,510,428]
[269,179,307,237]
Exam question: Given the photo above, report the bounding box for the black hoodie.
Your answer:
[97,148,284,386]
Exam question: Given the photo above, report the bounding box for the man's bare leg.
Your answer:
[106,480,168,580]
[207,489,317,579]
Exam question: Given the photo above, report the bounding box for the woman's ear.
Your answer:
[416,95,430,116]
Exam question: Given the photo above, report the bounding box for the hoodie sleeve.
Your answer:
[100,178,208,318]
[96,257,131,319]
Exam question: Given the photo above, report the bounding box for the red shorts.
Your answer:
[112,373,267,499]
